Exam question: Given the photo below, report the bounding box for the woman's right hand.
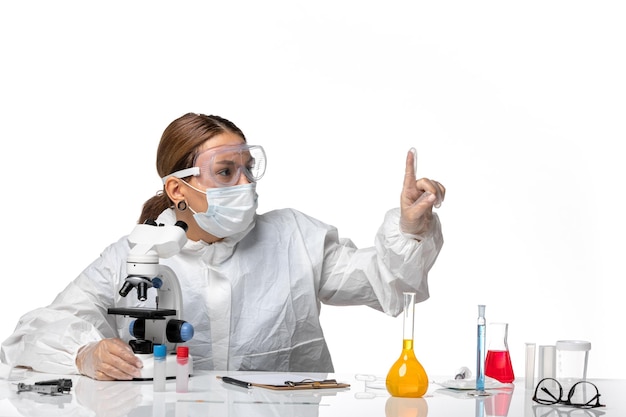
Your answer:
[76,338,143,380]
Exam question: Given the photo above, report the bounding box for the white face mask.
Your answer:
[186,182,258,238]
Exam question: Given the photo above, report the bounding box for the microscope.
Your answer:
[108,220,194,380]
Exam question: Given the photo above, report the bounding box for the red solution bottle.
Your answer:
[485,322,515,383]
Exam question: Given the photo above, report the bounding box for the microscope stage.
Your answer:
[107,307,177,319]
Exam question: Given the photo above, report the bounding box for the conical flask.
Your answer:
[385,292,429,397]
[485,322,515,383]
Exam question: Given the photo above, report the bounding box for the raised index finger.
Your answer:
[403,147,417,189]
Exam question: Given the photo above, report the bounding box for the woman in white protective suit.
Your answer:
[1,113,445,381]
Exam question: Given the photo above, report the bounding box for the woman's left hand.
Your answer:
[399,148,445,238]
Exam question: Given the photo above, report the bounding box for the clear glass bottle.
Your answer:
[485,322,515,383]
[385,292,429,398]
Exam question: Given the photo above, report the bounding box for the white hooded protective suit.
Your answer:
[1,207,442,374]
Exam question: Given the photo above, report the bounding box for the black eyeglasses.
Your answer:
[533,378,605,409]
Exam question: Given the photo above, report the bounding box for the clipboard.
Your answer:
[217,375,350,390]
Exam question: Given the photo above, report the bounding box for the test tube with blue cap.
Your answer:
[153,344,167,392]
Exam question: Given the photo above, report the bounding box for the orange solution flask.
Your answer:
[386,292,429,397]
[485,322,515,383]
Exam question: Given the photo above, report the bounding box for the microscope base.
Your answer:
[133,353,194,381]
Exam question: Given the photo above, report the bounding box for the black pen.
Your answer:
[221,376,252,389]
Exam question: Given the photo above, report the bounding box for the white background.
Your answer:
[1,1,624,380]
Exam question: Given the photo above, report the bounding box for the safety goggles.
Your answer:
[163,144,266,188]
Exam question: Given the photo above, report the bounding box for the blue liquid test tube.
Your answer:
[476,305,486,392]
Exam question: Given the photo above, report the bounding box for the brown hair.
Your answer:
[138,113,246,224]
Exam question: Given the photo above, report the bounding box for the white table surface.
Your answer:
[0,369,621,416]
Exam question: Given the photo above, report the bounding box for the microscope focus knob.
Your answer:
[129,319,145,339]
[166,320,194,343]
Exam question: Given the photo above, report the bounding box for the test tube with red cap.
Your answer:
[176,346,189,393]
